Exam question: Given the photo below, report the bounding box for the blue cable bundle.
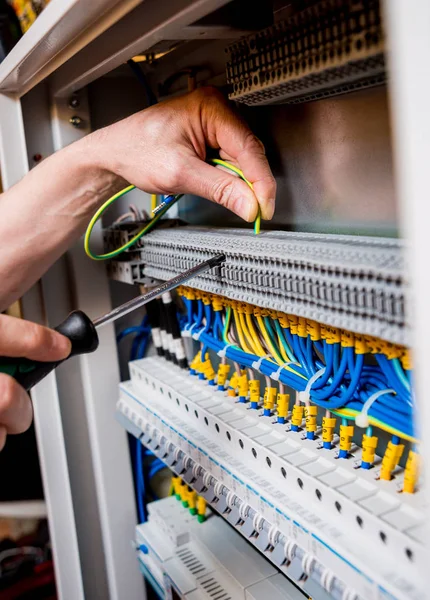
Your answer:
[181,296,415,441]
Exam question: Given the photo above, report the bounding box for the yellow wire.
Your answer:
[233,309,253,354]
[150,194,157,212]
[256,315,305,379]
[239,312,259,355]
[245,312,267,357]
[256,315,284,365]
[333,408,418,444]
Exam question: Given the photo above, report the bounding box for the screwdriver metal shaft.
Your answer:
[93,254,226,329]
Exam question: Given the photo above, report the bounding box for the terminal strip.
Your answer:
[225,0,385,106]
[117,358,424,600]
[104,226,407,345]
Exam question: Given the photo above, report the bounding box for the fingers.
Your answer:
[235,138,277,220]
[0,373,32,436]
[199,88,276,219]
[0,314,71,362]
[182,158,259,222]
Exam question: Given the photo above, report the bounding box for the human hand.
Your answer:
[0,315,71,450]
[91,87,276,222]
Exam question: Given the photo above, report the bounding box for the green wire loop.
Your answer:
[84,158,261,260]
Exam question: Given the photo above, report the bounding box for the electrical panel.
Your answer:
[105,4,419,598]
[2,1,427,599]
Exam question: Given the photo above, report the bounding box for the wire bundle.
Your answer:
[178,288,415,444]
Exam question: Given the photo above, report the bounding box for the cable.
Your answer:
[85,159,261,260]
[84,190,182,260]
[212,158,261,234]
[135,438,146,522]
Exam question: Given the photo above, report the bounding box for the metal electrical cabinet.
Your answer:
[0,1,428,599]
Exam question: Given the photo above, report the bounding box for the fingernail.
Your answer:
[235,197,256,222]
[264,198,275,220]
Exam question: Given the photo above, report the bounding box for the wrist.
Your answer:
[67,134,128,210]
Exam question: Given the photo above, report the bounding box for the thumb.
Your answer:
[181,159,259,222]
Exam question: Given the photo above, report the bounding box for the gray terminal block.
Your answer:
[285,557,306,584]
[224,506,242,527]
[254,529,272,554]
[304,577,338,600]
[119,226,410,345]
[192,472,207,494]
[115,411,141,439]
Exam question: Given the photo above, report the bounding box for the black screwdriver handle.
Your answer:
[0,310,99,392]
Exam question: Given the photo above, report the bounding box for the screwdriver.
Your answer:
[0,254,225,391]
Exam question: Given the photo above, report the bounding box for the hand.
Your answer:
[91,87,276,222]
[0,315,71,450]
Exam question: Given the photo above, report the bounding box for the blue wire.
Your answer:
[273,320,296,362]
[136,439,146,523]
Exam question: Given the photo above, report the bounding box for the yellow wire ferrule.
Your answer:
[227,372,238,397]
[197,496,207,522]
[297,317,307,338]
[189,351,201,375]
[263,386,277,416]
[249,379,260,408]
[354,334,368,355]
[238,371,249,402]
[291,404,304,431]
[400,349,412,371]
[380,440,405,481]
[188,489,198,515]
[277,311,289,328]
[289,315,298,335]
[304,405,318,439]
[322,416,336,448]
[201,357,216,383]
[217,364,230,390]
[403,450,420,494]
[212,294,224,312]
[276,393,289,423]
[306,319,321,341]
[341,330,355,348]
[339,424,354,457]
[361,433,378,469]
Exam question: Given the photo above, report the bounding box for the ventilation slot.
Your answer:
[199,576,231,599]
[178,549,207,576]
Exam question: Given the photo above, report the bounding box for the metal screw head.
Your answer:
[68,95,80,109]
[69,115,83,128]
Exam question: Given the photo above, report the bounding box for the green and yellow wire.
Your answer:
[211,158,261,234]
[332,407,418,444]
[84,158,261,260]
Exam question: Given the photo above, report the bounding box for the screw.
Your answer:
[69,115,83,128]
[68,95,80,109]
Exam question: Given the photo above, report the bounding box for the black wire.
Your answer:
[127,59,157,106]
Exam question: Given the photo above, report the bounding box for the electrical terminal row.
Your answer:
[176,287,418,492]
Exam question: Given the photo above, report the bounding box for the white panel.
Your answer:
[0,0,142,95]
[383,0,430,584]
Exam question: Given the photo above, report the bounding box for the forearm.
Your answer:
[0,88,275,312]
[0,136,123,310]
